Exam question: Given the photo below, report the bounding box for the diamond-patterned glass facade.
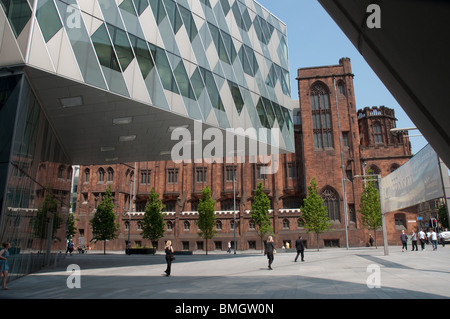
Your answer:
[0,0,294,152]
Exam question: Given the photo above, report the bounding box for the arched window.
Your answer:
[84,168,90,183]
[373,122,383,143]
[369,165,381,175]
[321,187,340,221]
[389,163,400,173]
[58,165,65,178]
[166,221,173,231]
[98,168,105,183]
[107,167,114,182]
[184,221,190,231]
[310,82,333,149]
[282,218,290,229]
[216,220,222,230]
[337,80,345,95]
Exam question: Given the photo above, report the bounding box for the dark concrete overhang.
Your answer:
[25,67,290,166]
[318,0,450,167]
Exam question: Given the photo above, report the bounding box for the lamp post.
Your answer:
[128,176,133,253]
[228,150,243,254]
[378,174,389,256]
[122,163,135,255]
[233,166,236,254]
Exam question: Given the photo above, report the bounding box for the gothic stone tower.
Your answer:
[297,57,366,246]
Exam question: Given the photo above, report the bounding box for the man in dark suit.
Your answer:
[294,236,305,262]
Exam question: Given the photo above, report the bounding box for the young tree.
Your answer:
[250,182,273,253]
[66,213,78,241]
[301,178,332,251]
[90,186,119,254]
[359,171,382,248]
[32,188,62,242]
[141,188,166,252]
[438,204,449,230]
[196,186,216,255]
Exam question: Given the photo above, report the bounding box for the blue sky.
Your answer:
[256,0,428,154]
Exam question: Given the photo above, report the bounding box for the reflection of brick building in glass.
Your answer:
[74,58,415,251]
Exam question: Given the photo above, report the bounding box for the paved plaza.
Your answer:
[1,245,449,300]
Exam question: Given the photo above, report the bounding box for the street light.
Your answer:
[229,150,243,254]
[233,166,236,254]
[354,173,389,256]
[122,163,135,254]
[128,176,133,253]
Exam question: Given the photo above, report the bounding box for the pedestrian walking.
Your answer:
[430,230,438,251]
[418,229,427,250]
[227,241,231,254]
[294,235,305,262]
[411,231,418,251]
[401,230,408,252]
[369,234,374,247]
[164,240,174,277]
[0,243,10,290]
[66,240,74,255]
[439,232,446,247]
[264,236,275,270]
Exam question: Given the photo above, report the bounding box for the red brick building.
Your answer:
[297,58,413,248]
[73,58,414,252]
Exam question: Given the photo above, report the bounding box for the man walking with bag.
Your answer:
[294,235,305,262]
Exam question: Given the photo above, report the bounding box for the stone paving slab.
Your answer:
[1,245,449,301]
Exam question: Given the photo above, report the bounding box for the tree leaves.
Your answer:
[196,186,216,254]
[89,185,119,253]
[301,178,332,250]
[141,187,166,246]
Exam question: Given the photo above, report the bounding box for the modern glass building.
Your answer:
[0,0,294,279]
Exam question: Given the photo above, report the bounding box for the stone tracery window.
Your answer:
[321,187,340,221]
[311,82,333,149]
[373,121,383,144]
[97,168,105,183]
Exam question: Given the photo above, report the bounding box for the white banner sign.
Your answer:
[380,144,443,213]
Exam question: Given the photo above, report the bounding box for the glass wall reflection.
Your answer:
[0,73,71,283]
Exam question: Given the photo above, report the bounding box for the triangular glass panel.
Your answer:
[1,0,32,38]
[106,24,134,71]
[133,0,149,16]
[128,34,154,79]
[163,0,183,35]
[36,0,63,42]
[227,80,244,115]
[149,0,167,25]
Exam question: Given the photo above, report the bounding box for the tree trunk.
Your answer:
[374,230,378,249]
[206,238,208,255]
[104,241,106,255]
[316,233,320,251]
